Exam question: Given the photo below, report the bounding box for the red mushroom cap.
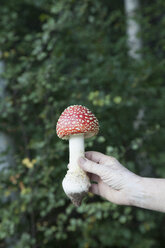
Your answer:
[56,105,99,139]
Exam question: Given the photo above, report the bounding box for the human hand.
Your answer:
[78,151,142,206]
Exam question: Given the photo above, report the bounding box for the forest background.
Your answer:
[0,0,165,247]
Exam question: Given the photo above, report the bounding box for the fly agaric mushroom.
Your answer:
[56,105,99,206]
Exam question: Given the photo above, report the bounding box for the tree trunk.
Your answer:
[124,0,142,60]
[0,55,15,248]
[0,55,14,170]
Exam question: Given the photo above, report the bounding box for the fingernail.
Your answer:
[79,157,87,165]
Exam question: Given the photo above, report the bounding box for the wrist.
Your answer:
[129,177,165,212]
[127,175,146,207]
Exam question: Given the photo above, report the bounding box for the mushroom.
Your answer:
[56,105,99,206]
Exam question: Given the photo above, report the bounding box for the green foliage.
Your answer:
[0,0,165,247]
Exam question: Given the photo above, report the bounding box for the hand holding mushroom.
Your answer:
[56,105,99,206]
[78,151,165,213]
[78,151,142,206]
[57,105,165,212]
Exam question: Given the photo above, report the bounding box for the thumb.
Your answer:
[78,157,102,176]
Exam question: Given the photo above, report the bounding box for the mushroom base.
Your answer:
[69,192,87,207]
[62,170,91,206]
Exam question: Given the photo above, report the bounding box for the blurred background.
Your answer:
[0,0,165,247]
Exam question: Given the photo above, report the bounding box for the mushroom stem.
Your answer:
[69,134,84,172]
[62,134,91,206]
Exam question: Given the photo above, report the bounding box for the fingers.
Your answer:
[78,157,102,176]
[90,174,100,182]
[89,184,99,195]
[86,151,123,171]
[87,172,100,182]
[86,172,92,179]
[85,151,109,164]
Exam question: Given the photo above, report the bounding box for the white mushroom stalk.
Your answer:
[56,105,99,206]
[69,135,85,172]
[62,134,90,206]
